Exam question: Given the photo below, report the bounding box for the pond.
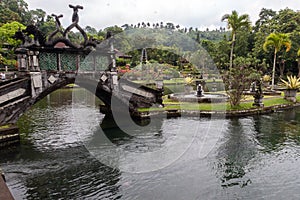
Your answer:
[0,88,300,199]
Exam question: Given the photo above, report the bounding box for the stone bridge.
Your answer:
[0,4,163,126]
[0,70,162,126]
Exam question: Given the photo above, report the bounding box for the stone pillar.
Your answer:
[196,84,203,97]
[253,81,264,107]
[57,53,62,71]
[30,72,43,97]
[253,95,264,107]
[27,51,40,71]
[76,55,80,71]
[111,72,119,92]
[141,48,148,64]
[16,48,29,71]
[212,81,217,92]
[105,33,117,72]
[33,51,40,71]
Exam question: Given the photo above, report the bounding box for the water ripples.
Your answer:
[1,89,300,199]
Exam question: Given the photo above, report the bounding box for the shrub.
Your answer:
[223,67,257,106]
[184,76,194,85]
[280,75,300,89]
[262,74,271,82]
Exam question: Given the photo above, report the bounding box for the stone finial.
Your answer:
[69,4,83,23]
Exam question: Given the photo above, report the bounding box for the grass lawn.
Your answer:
[133,78,224,85]
[138,94,300,113]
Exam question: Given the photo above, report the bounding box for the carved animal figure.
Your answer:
[23,25,46,46]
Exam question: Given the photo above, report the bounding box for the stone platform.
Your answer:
[0,172,14,200]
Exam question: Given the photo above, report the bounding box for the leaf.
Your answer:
[281,75,300,89]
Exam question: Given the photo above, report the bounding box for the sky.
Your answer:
[25,0,300,31]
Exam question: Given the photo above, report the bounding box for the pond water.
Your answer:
[0,88,300,199]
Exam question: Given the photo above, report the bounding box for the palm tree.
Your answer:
[221,10,251,70]
[263,33,291,89]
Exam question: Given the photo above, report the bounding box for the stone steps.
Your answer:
[0,125,20,148]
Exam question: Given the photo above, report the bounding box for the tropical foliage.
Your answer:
[262,74,271,82]
[223,59,259,106]
[280,75,300,89]
[184,76,194,85]
[3,0,300,106]
[221,10,251,70]
[0,21,25,66]
[297,49,300,77]
[263,33,291,89]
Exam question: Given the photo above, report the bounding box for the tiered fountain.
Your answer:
[169,81,228,103]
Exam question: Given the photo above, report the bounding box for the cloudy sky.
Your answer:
[26,0,300,30]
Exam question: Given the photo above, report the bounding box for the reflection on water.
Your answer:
[254,110,300,153]
[215,118,256,188]
[2,147,122,199]
[100,115,165,153]
[0,89,300,199]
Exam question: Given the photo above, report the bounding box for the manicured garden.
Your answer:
[138,92,300,115]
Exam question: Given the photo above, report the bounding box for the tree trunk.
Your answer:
[279,60,285,79]
[298,59,300,78]
[271,51,277,90]
[229,33,235,71]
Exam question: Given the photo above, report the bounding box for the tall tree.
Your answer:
[29,8,46,25]
[253,8,300,76]
[104,25,123,35]
[254,8,276,32]
[297,49,300,77]
[0,21,26,66]
[0,0,30,24]
[38,15,56,36]
[263,33,291,89]
[221,10,251,70]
